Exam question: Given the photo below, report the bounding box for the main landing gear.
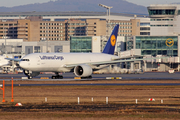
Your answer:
[51,72,63,79]
[81,75,92,79]
[28,76,33,79]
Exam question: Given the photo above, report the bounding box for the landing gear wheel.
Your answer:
[59,76,63,79]
[51,75,63,79]
[81,76,92,79]
[28,76,32,79]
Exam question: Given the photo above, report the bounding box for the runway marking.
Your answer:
[40,77,49,79]
[106,77,114,79]
[22,77,28,79]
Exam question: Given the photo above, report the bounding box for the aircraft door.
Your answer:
[37,57,41,66]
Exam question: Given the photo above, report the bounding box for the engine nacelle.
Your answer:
[23,70,40,79]
[74,64,92,77]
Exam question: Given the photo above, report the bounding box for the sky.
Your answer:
[0,0,179,7]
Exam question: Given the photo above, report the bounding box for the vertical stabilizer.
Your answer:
[102,24,119,55]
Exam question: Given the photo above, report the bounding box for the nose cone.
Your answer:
[19,61,23,68]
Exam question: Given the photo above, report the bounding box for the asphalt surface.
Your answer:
[0,72,180,86]
[1,72,180,80]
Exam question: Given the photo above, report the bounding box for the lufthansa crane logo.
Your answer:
[110,35,116,46]
[165,38,174,47]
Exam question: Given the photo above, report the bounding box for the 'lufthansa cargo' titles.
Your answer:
[39,55,64,60]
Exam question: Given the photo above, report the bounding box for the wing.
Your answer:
[5,58,21,62]
[64,57,168,68]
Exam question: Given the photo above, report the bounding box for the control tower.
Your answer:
[147,4,180,36]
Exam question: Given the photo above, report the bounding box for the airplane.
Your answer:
[15,24,119,79]
[6,24,168,79]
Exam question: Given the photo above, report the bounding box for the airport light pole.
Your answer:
[46,38,48,53]
[3,27,7,55]
[41,37,48,53]
[98,4,113,36]
[5,36,6,54]
[46,24,48,53]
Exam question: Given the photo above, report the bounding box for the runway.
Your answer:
[1,72,180,80]
[1,72,180,86]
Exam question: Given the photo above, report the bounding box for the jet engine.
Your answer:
[23,70,40,79]
[74,64,92,78]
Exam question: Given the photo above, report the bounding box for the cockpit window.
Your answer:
[21,59,29,61]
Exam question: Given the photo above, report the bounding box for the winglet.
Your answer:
[102,24,119,55]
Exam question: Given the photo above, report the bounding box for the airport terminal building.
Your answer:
[124,4,180,72]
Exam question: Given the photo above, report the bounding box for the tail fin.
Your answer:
[102,24,119,55]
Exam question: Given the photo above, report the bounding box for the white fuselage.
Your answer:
[19,53,119,72]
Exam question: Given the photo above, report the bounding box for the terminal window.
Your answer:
[135,36,178,56]
[54,46,63,53]
[149,9,175,15]
[70,36,92,53]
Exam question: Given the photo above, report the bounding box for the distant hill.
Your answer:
[0,0,148,14]
[173,2,180,4]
